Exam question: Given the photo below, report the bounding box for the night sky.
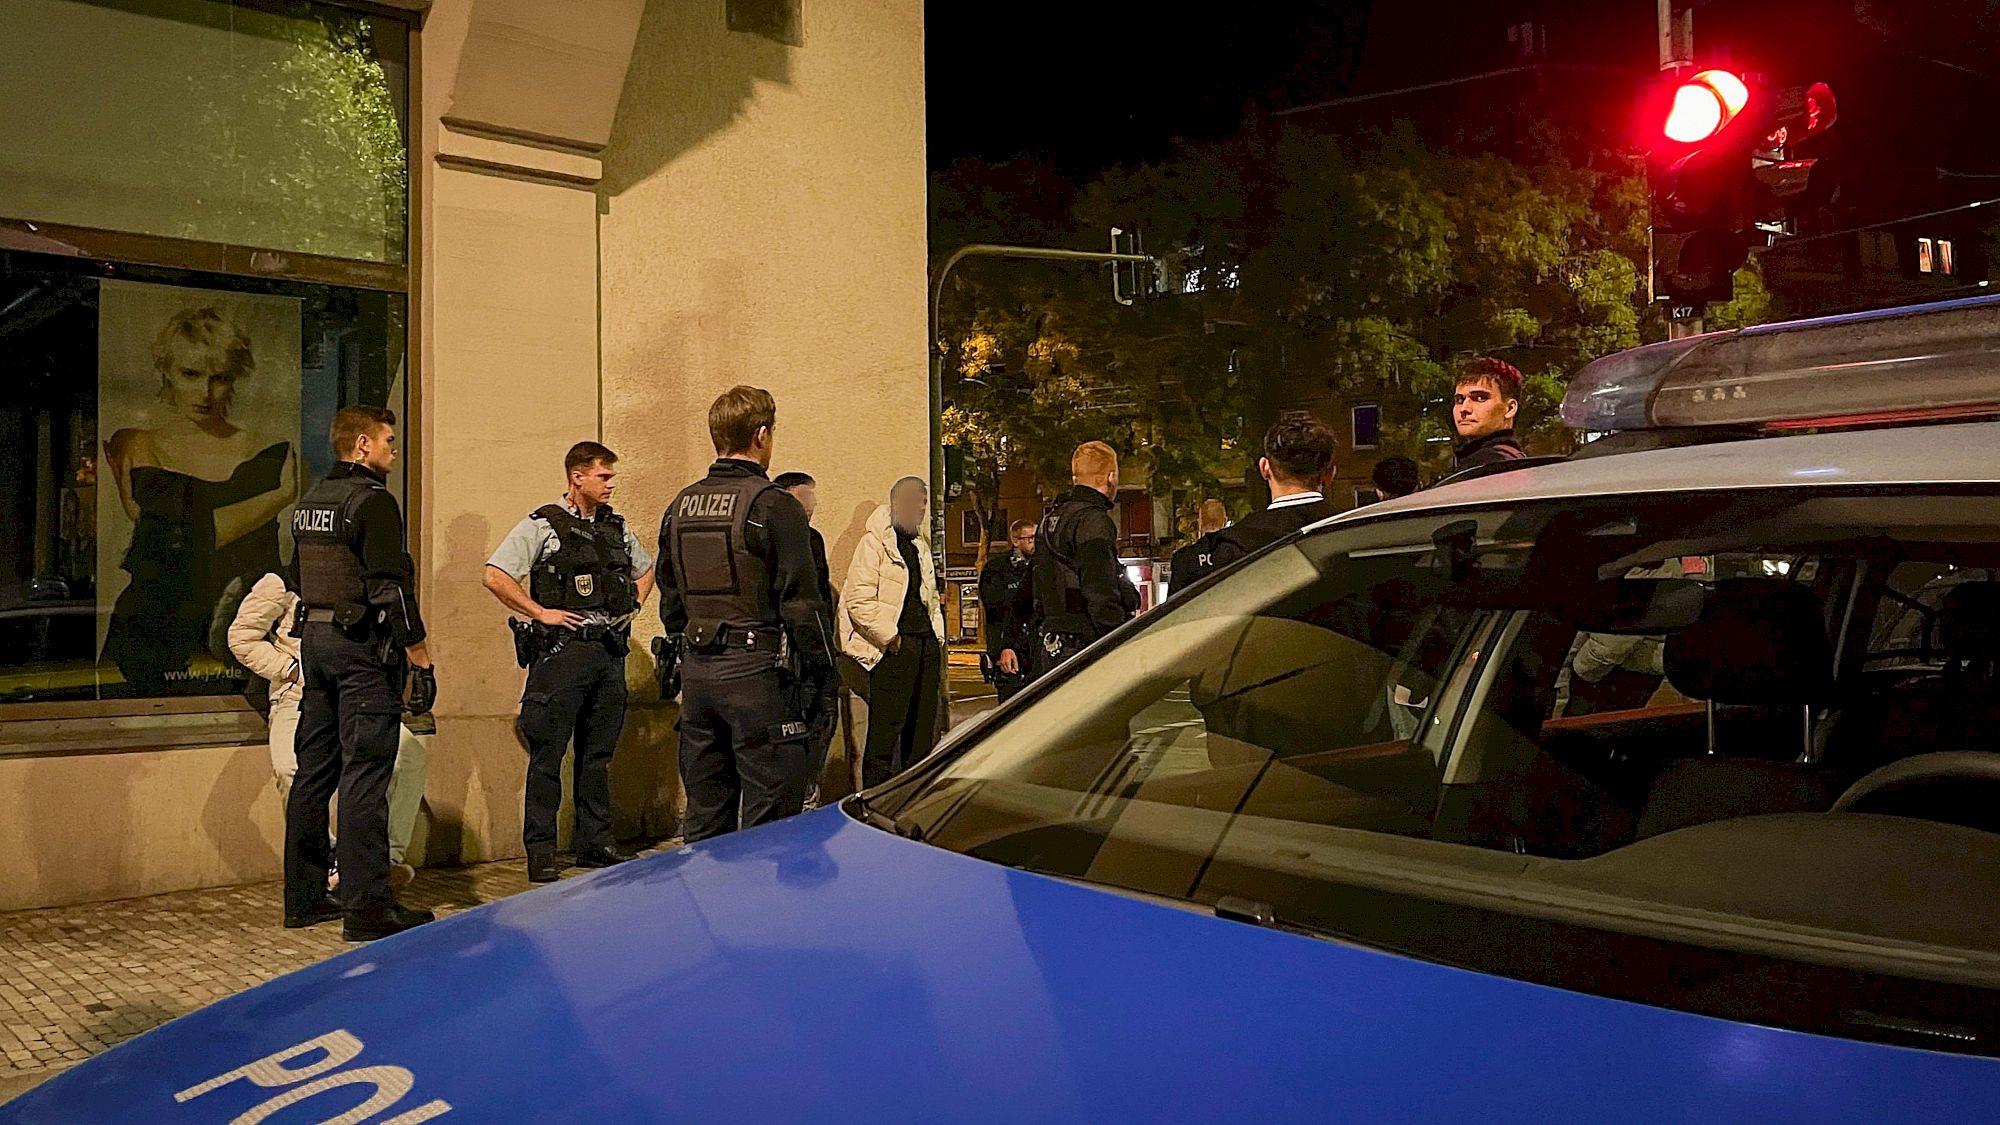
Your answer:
[925,0,2000,222]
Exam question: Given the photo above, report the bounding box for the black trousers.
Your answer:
[677,647,810,843]
[285,623,400,916]
[863,633,942,788]
[803,679,841,802]
[518,637,627,858]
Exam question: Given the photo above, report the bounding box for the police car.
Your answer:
[14,296,2000,1122]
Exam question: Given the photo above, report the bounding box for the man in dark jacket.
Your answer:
[1452,357,1528,469]
[1209,412,1342,571]
[979,518,1036,702]
[1166,499,1231,598]
[775,471,840,805]
[1030,441,1139,675]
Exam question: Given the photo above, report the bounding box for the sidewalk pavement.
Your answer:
[0,850,662,1104]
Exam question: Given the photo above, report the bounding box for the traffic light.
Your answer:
[1647,69,1837,308]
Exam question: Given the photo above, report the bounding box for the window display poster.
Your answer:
[96,279,302,695]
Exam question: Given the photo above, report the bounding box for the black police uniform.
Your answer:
[658,459,834,843]
[802,524,841,803]
[978,548,1034,701]
[284,460,430,935]
[1166,527,1230,598]
[1207,496,1342,572]
[517,504,638,868]
[1030,484,1138,676]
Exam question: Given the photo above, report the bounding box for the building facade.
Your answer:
[0,0,930,910]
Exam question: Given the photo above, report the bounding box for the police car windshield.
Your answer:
[883,482,2000,1055]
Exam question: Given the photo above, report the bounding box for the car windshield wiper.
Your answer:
[845,793,926,842]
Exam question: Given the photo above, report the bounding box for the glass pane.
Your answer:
[0,248,406,702]
[0,0,409,264]
[1351,402,1380,447]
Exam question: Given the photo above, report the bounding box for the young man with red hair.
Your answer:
[1453,357,1528,469]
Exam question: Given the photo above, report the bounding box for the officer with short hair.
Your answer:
[658,386,834,842]
[284,404,435,942]
[1031,441,1139,676]
[482,441,656,883]
[773,470,841,808]
[979,518,1037,702]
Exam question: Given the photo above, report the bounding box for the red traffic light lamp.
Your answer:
[1664,69,1749,143]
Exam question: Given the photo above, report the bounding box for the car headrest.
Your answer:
[1940,582,2000,666]
[1664,578,1832,706]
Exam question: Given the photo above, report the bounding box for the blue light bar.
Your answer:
[1562,293,2000,432]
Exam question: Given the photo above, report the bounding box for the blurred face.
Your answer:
[570,459,616,508]
[355,423,397,476]
[787,483,818,520]
[890,483,927,534]
[161,351,237,425]
[1011,524,1036,556]
[1453,378,1518,440]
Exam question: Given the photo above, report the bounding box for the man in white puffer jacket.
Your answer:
[228,572,430,889]
[839,477,946,788]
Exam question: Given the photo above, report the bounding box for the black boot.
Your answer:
[527,852,563,883]
[284,900,344,929]
[343,900,436,942]
[574,845,637,869]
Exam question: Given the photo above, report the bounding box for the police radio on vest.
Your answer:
[679,493,737,519]
[294,507,337,534]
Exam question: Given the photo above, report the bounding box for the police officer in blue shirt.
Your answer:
[658,387,834,843]
[285,405,436,941]
[483,441,656,883]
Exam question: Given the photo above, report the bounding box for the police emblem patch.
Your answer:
[575,574,594,598]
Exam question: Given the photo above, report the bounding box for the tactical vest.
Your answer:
[529,504,636,616]
[667,472,783,635]
[291,472,378,626]
[1032,495,1099,638]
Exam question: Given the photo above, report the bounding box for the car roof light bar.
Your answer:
[1562,293,2000,432]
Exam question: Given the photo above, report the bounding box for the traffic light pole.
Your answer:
[1657,0,1703,335]
[926,242,1158,579]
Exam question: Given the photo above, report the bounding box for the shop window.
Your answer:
[0,249,406,704]
[1352,402,1382,449]
[0,0,410,264]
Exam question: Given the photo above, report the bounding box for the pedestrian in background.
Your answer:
[1372,456,1421,501]
[230,571,429,891]
[483,442,654,883]
[658,387,836,842]
[978,518,1036,702]
[1209,412,1341,571]
[1166,499,1231,598]
[840,476,945,787]
[775,470,842,807]
[1031,441,1139,675]
[1452,357,1527,469]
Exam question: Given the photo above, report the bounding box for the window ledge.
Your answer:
[0,699,267,759]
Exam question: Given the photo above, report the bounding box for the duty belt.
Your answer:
[528,622,627,643]
[686,624,784,653]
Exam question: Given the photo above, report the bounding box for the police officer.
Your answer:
[773,470,841,808]
[1166,499,1231,598]
[284,405,435,942]
[1031,441,1140,676]
[658,386,835,842]
[482,441,656,883]
[979,518,1036,702]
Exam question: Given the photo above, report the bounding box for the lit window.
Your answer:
[1220,266,1241,289]
[1941,240,1956,276]
[1182,267,1204,294]
[1918,238,1935,274]
[1351,403,1381,449]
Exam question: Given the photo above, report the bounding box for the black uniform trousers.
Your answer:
[285,622,400,916]
[802,678,841,803]
[863,633,943,789]
[518,636,627,859]
[677,647,811,843]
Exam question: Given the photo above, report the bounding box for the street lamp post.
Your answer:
[926,242,1159,576]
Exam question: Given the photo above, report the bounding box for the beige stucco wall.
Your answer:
[0,0,927,910]
[598,0,932,600]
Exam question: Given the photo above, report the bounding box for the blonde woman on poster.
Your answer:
[102,306,300,694]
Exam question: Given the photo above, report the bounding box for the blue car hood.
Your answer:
[7,806,1999,1123]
